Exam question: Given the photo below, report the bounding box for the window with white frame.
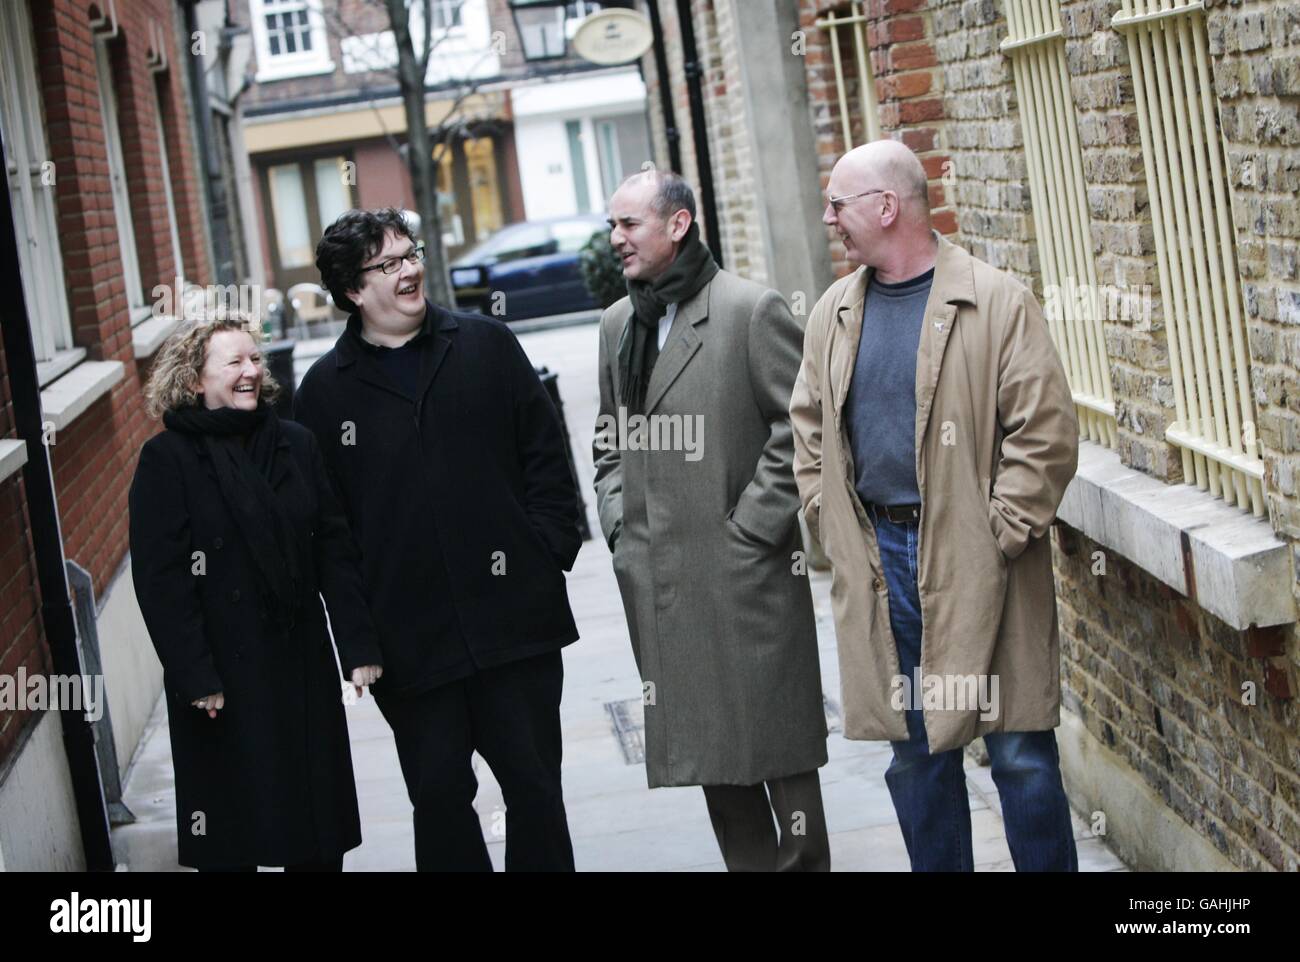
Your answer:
[431,0,465,32]
[565,1,602,38]
[251,0,333,82]
[0,0,75,367]
[95,38,148,320]
[153,83,184,288]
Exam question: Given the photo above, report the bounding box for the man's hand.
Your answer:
[350,664,383,699]
[192,693,225,719]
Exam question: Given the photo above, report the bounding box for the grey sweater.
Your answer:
[845,267,935,508]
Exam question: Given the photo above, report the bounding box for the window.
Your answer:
[251,0,333,82]
[1001,0,1117,449]
[153,84,184,286]
[812,2,882,148]
[408,0,466,38]
[0,0,74,364]
[565,1,603,37]
[1112,0,1264,515]
[266,3,312,55]
[464,137,503,244]
[267,163,315,269]
[262,154,354,291]
[566,120,591,214]
[433,0,464,32]
[95,39,147,318]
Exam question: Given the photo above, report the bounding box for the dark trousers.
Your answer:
[702,769,831,872]
[375,650,575,872]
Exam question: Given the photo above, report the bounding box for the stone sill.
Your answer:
[36,348,88,388]
[1056,441,1295,631]
[132,314,181,358]
[0,439,27,486]
[254,59,336,84]
[40,361,124,433]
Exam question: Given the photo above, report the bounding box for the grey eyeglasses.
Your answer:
[826,189,887,213]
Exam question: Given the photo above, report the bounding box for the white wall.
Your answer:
[511,70,647,221]
[0,711,84,871]
[515,118,580,221]
[97,562,165,778]
[0,562,162,871]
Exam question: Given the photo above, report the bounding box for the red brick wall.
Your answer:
[0,339,48,766]
[354,139,417,210]
[798,0,954,279]
[0,0,213,768]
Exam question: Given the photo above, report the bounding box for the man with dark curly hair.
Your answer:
[295,207,582,871]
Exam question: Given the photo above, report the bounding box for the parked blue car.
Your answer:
[450,215,609,322]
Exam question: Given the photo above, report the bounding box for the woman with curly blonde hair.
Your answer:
[130,313,383,871]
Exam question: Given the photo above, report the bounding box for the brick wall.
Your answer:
[1209,0,1300,541]
[796,0,954,279]
[930,0,1033,278]
[1054,527,1299,870]
[693,0,769,283]
[0,0,212,768]
[0,341,48,768]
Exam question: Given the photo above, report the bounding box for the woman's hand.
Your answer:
[350,665,383,699]
[192,693,225,719]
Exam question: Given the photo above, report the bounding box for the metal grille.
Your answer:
[1113,0,1264,515]
[814,2,883,148]
[1001,0,1118,449]
[604,698,645,765]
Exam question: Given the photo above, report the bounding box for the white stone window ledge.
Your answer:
[1055,440,1296,631]
[133,314,182,358]
[40,361,125,433]
[254,60,336,83]
[0,439,28,485]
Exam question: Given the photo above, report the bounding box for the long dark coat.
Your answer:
[593,270,828,788]
[292,303,581,698]
[129,418,382,870]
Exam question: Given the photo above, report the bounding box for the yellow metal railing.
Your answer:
[1001,0,1118,449]
[1114,0,1264,515]
[814,2,883,147]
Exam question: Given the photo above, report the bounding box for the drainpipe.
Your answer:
[181,0,234,284]
[672,0,722,266]
[644,0,682,174]
[0,134,114,870]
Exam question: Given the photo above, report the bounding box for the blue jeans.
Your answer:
[873,513,1078,872]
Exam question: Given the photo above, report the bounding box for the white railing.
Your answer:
[1113,0,1264,516]
[814,2,883,147]
[1001,0,1118,449]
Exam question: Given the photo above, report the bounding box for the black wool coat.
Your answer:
[129,418,382,870]
[292,303,581,698]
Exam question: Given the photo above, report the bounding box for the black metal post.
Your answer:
[0,131,114,870]
[672,0,722,266]
[644,0,682,174]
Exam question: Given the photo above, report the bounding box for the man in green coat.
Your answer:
[593,171,829,871]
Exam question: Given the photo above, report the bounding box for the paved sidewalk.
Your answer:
[114,322,1126,872]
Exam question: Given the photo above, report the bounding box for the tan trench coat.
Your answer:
[593,270,828,788]
[790,234,1078,753]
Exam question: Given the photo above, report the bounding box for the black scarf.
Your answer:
[619,222,719,414]
[163,403,302,631]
